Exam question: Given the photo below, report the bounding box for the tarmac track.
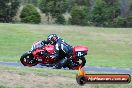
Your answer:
[0,61,132,74]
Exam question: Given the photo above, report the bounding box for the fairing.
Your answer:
[44,45,54,54]
[73,46,88,52]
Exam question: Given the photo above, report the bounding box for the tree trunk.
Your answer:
[120,0,129,17]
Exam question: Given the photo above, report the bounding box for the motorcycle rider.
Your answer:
[30,34,73,69]
[47,34,73,69]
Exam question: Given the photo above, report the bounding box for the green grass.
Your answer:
[0,23,132,69]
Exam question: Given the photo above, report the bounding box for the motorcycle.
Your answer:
[20,43,88,70]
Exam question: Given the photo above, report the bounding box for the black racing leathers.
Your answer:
[53,38,72,68]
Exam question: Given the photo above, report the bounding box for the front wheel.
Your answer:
[68,57,86,70]
[20,52,38,67]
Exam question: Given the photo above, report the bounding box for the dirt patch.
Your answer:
[0,71,90,88]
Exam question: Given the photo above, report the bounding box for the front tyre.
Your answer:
[69,57,86,70]
[20,52,38,67]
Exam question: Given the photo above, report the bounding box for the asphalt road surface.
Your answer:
[0,61,132,74]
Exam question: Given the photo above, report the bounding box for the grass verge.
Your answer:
[0,65,131,88]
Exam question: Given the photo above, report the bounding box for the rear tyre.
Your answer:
[20,52,38,66]
[68,57,86,70]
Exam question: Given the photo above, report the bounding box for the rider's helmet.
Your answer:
[47,34,59,44]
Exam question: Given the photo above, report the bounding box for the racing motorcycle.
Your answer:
[20,43,88,70]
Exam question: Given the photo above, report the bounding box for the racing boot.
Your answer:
[67,57,78,68]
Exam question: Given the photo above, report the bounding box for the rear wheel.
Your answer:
[20,53,38,67]
[68,57,86,70]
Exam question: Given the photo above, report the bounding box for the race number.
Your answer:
[77,52,83,56]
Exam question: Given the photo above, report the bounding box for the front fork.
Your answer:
[71,56,84,66]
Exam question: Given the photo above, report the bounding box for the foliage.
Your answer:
[21,0,39,6]
[113,14,132,27]
[0,0,20,23]
[74,0,91,6]
[127,14,132,27]
[20,4,41,24]
[90,0,120,26]
[129,1,132,9]
[69,5,88,26]
[55,14,65,24]
[39,0,47,13]
[0,0,131,27]
[66,0,92,19]
[113,16,127,27]
[39,0,67,24]
[30,0,39,6]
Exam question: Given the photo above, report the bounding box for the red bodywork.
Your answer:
[73,46,88,52]
[32,45,56,64]
[72,46,88,61]
[32,45,88,66]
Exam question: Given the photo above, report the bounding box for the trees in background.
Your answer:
[21,0,39,6]
[39,0,68,24]
[69,0,132,27]
[127,2,132,27]
[20,4,41,24]
[130,2,132,12]
[69,0,92,25]
[0,0,20,22]
[0,0,131,27]
[90,0,120,26]
[108,0,132,27]
[69,5,88,25]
